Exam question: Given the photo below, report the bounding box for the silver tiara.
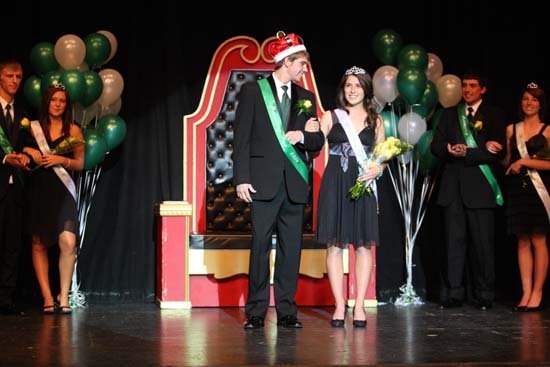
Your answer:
[345,66,366,75]
[527,82,539,89]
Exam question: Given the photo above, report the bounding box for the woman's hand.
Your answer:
[506,159,523,175]
[41,154,66,168]
[23,147,42,164]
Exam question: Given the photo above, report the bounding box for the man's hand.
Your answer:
[286,130,304,145]
[447,143,467,157]
[236,183,256,203]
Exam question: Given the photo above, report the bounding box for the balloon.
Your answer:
[436,74,462,107]
[83,128,108,170]
[426,53,443,82]
[99,98,122,117]
[398,111,426,145]
[73,102,99,128]
[77,62,89,71]
[414,130,439,175]
[29,42,59,76]
[97,114,127,151]
[54,34,86,70]
[414,81,438,118]
[372,29,403,66]
[80,70,103,107]
[41,70,62,93]
[59,69,86,103]
[84,32,111,69]
[397,44,428,71]
[373,65,399,104]
[397,68,427,106]
[380,110,399,138]
[97,30,118,64]
[23,76,42,109]
[97,69,124,107]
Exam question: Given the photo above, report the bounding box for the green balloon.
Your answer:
[372,29,403,66]
[23,76,42,109]
[397,68,427,106]
[397,44,429,71]
[97,114,127,151]
[41,70,62,93]
[414,130,439,175]
[83,128,108,170]
[84,33,111,69]
[415,81,438,118]
[30,42,59,76]
[80,70,103,107]
[380,110,399,138]
[60,70,86,104]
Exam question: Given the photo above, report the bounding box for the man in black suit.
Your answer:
[0,59,30,315]
[431,71,506,310]
[233,32,325,329]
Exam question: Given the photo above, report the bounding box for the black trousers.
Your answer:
[245,180,304,318]
[442,198,495,302]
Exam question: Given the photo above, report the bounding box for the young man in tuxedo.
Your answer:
[431,71,506,310]
[0,59,30,315]
[233,31,324,329]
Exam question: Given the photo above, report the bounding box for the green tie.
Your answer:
[281,85,290,128]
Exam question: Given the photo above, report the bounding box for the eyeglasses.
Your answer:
[53,83,66,90]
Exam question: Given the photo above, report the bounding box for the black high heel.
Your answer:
[513,305,527,312]
[331,306,346,328]
[352,306,367,328]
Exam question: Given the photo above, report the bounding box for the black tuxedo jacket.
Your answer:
[431,102,506,208]
[0,101,28,200]
[233,76,325,203]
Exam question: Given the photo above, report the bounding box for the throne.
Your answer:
[155,35,376,308]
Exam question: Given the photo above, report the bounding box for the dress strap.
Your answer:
[538,123,549,135]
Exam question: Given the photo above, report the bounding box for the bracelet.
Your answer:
[376,166,384,180]
[65,158,71,169]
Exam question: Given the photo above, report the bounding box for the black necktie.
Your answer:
[281,85,290,128]
[467,106,474,123]
[5,104,12,130]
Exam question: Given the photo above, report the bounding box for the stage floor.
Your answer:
[2,301,549,366]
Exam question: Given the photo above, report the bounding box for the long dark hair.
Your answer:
[519,84,547,122]
[335,71,379,129]
[38,85,73,142]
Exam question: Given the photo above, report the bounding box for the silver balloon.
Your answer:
[397,111,426,145]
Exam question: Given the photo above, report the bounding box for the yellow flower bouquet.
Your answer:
[349,136,413,200]
[32,136,85,171]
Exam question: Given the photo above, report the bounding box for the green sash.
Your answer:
[258,78,308,183]
[0,125,23,183]
[458,104,503,205]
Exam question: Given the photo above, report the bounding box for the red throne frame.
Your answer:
[155,35,376,308]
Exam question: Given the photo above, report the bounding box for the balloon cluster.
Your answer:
[372,29,460,175]
[24,31,127,170]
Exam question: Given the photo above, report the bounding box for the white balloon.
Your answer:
[397,111,426,145]
[373,65,399,104]
[77,62,89,71]
[97,30,118,64]
[73,102,99,129]
[99,98,122,117]
[97,68,124,107]
[425,53,443,83]
[54,34,86,70]
[436,74,462,107]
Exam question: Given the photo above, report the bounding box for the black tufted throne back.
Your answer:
[205,70,314,234]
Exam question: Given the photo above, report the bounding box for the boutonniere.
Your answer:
[471,120,483,134]
[295,99,313,118]
[19,117,30,130]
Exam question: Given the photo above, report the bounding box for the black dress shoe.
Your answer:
[277,315,303,328]
[331,319,344,328]
[439,298,463,309]
[243,316,264,329]
[352,319,367,328]
[474,301,492,311]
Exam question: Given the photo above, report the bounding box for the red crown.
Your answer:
[268,31,307,63]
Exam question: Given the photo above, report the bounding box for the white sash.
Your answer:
[334,109,377,200]
[516,122,550,223]
[30,120,77,202]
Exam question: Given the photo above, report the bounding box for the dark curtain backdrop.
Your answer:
[3,1,547,303]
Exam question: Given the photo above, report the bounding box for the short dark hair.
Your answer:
[461,70,488,88]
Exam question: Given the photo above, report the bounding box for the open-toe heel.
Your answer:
[43,305,56,315]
